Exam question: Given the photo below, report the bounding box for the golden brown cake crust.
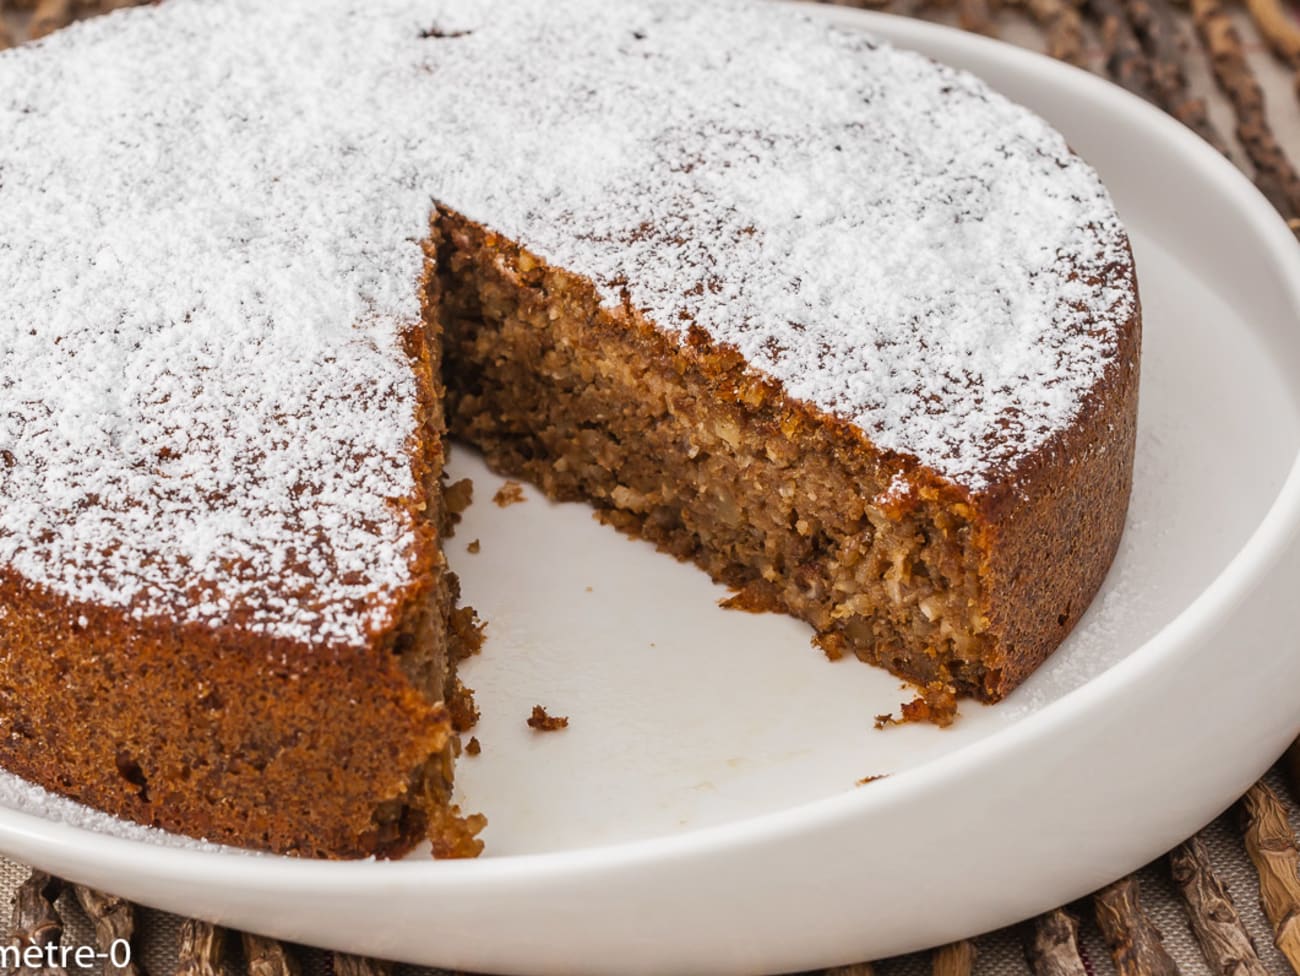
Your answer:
[0,571,448,858]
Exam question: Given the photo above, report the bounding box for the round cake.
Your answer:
[0,0,1140,857]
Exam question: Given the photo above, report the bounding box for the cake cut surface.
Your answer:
[0,0,1139,856]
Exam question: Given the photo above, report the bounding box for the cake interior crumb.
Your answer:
[439,210,1000,705]
[465,736,481,756]
[466,538,480,554]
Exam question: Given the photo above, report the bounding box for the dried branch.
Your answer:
[71,886,146,976]
[896,0,934,15]
[1287,739,1300,804]
[1191,0,1300,218]
[1169,836,1270,976]
[242,933,301,976]
[959,0,1000,36]
[1087,0,1156,96]
[8,871,66,976]
[1094,877,1182,976]
[1124,0,1231,153]
[333,954,394,976]
[1243,0,1300,66]
[176,920,225,976]
[933,940,977,976]
[1240,781,1300,975]
[1025,909,1088,976]
[28,0,72,40]
[1011,0,1088,65]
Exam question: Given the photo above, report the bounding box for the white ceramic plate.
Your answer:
[3,9,1300,975]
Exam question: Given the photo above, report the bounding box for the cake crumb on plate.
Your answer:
[493,481,526,507]
[527,705,569,731]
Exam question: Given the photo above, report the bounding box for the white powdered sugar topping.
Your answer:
[0,0,1134,646]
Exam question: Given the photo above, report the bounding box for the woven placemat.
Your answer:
[2,0,1300,974]
[4,768,1300,976]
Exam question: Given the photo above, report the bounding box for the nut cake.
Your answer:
[0,0,1140,856]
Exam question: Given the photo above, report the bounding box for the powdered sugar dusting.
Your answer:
[0,0,1133,645]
